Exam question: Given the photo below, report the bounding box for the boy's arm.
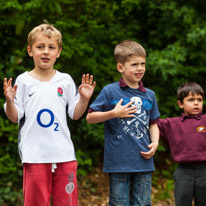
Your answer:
[157,119,168,139]
[73,74,96,120]
[86,98,137,123]
[140,123,159,159]
[3,78,18,123]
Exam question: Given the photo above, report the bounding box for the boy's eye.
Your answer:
[187,98,193,101]
[131,63,145,66]
[187,98,203,102]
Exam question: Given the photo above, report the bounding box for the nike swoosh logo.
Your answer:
[29,92,35,97]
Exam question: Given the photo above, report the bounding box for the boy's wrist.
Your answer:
[6,99,15,105]
[111,109,118,119]
[79,96,90,103]
[152,142,159,150]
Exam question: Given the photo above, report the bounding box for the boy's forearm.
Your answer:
[6,101,18,123]
[149,123,159,149]
[73,97,89,120]
[86,110,117,123]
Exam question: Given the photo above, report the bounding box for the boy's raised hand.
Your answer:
[113,98,137,118]
[3,78,17,103]
[78,74,96,101]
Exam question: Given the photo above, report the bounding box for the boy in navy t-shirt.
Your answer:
[86,40,160,206]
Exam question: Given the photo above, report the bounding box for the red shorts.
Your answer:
[23,161,78,206]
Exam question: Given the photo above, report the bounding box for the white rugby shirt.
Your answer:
[5,71,80,163]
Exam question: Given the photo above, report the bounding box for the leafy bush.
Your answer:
[1,0,206,204]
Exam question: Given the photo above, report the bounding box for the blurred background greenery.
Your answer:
[1,0,206,205]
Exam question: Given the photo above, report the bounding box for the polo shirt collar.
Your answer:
[180,112,202,122]
[119,78,146,93]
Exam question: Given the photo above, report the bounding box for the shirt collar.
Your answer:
[180,112,203,122]
[119,78,146,93]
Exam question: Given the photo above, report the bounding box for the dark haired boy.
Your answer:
[158,82,206,206]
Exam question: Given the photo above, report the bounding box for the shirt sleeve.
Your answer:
[149,91,160,122]
[89,88,109,112]
[157,118,170,140]
[66,75,80,119]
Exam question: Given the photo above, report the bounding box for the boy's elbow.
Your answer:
[6,114,18,123]
[73,113,81,120]
[73,116,79,121]
[9,117,18,123]
[86,115,91,123]
[86,114,94,124]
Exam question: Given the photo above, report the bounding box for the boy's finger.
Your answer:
[125,101,135,107]
[82,74,86,84]
[14,85,18,92]
[8,78,12,86]
[3,78,8,89]
[89,75,93,85]
[4,78,7,84]
[92,81,96,89]
[85,73,89,84]
[117,98,123,105]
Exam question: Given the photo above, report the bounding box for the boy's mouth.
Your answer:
[135,73,142,78]
[193,108,200,112]
[42,57,50,62]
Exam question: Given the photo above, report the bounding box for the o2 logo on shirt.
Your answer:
[37,109,59,131]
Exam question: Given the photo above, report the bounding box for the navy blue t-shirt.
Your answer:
[89,81,160,173]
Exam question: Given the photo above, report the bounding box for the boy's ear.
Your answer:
[57,47,62,58]
[177,100,183,108]
[27,46,33,57]
[117,63,123,73]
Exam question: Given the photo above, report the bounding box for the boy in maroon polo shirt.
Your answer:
[158,82,206,206]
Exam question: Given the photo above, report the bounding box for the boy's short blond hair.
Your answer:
[114,40,146,64]
[28,23,62,49]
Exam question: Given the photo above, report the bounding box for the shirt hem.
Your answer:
[103,168,155,173]
[21,157,76,164]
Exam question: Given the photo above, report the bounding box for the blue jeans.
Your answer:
[109,172,152,206]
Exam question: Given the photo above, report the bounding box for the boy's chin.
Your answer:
[186,111,202,115]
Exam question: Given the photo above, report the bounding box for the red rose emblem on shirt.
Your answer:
[57,87,63,96]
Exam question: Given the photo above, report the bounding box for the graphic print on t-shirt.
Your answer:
[110,96,152,141]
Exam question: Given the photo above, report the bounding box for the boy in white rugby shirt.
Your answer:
[3,23,96,206]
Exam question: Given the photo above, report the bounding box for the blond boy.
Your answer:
[3,23,95,206]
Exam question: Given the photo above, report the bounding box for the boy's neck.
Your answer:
[29,68,56,82]
[122,78,140,89]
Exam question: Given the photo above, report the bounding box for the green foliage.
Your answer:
[1,0,206,204]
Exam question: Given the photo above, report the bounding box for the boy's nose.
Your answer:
[43,47,49,54]
[136,65,142,70]
[194,100,199,104]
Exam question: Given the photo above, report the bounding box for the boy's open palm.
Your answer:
[78,74,96,100]
[3,78,17,103]
[114,99,137,118]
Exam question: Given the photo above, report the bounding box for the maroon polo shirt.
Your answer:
[158,113,206,163]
